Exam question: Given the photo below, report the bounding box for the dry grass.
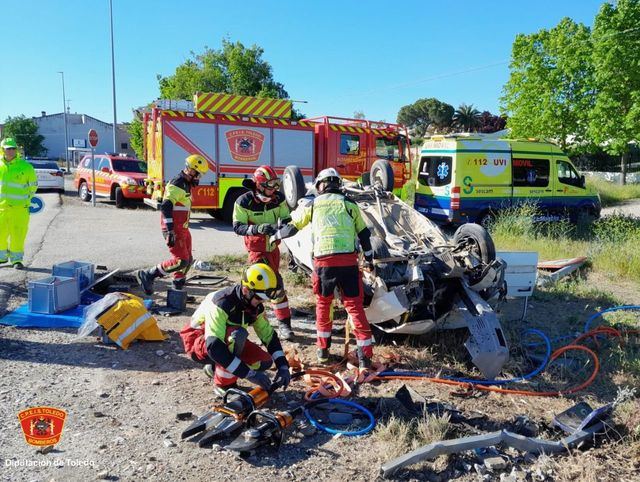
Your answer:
[375,411,451,460]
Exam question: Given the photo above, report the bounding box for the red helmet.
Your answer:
[252,165,280,201]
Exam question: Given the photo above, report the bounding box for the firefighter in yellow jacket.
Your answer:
[136,154,208,293]
[0,138,38,269]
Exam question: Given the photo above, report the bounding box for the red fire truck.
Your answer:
[143,93,412,220]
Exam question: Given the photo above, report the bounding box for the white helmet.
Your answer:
[314,168,342,191]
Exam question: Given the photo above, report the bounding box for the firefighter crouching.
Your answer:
[190,263,291,396]
[136,154,208,294]
[275,168,375,368]
[232,165,294,341]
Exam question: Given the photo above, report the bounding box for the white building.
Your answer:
[31,111,134,163]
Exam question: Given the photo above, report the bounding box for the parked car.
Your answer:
[27,159,65,193]
[74,154,149,208]
[281,169,509,378]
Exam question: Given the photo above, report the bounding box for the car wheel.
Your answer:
[78,182,91,202]
[114,187,126,208]
[370,159,395,192]
[283,165,306,210]
[453,223,496,264]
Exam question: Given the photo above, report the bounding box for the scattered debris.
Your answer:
[380,402,614,478]
[176,412,193,421]
[163,439,176,448]
[537,257,587,287]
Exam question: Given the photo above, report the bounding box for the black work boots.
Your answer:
[136,268,158,295]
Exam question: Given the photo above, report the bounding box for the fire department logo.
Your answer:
[225,129,265,162]
[18,407,67,447]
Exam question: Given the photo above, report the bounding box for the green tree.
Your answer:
[2,115,47,156]
[453,103,481,132]
[396,98,454,137]
[127,117,145,159]
[353,110,366,119]
[589,0,640,184]
[501,18,594,152]
[157,39,289,101]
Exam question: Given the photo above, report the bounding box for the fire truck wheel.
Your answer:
[208,209,224,220]
[78,181,91,202]
[222,188,248,223]
[114,187,126,209]
[283,166,306,210]
[370,160,394,192]
[453,223,496,264]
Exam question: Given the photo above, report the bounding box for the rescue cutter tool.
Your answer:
[181,383,280,446]
[226,406,304,453]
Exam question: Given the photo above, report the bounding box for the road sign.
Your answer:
[29,196,45,214]
[88,129,99,148]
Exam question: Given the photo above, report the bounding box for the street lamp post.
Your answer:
[58,71,70,171]
[109,0,118,153]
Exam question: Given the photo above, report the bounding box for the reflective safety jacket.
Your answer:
[233,191,291,253]
[290,191,371,259]
[160,172,192,231]
[0,155,37,209]
[201,285,287,378]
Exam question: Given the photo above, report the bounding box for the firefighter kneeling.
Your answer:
[186,263,290,396]
[275,168,375,368]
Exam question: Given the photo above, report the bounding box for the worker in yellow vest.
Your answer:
[0,138,38,269]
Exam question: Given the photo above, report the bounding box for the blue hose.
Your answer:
[583,305,640,333]
[378,328,552,386]
[304,398,376,436]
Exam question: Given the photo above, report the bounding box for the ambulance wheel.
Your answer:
[78,181,91,202]
[370,160,394,192]
[114,187,126,209]
[283,165,305,210]
[477,211,495,230]
[453,223,496,264]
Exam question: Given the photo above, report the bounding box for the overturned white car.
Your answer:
[280,165,509,378]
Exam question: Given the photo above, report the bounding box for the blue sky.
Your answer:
[1,0,606,125]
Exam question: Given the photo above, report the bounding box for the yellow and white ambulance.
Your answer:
[413,134,601,225]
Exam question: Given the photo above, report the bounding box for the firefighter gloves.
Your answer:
[245,369,272,391]
[164,231,176,248]
[272,367,291,389]
[256,224,278,236]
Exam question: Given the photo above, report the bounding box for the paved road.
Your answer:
[0,178,245,314]
[601,199,640,218]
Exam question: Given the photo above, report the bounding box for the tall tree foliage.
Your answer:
[477,111,507,133]
[453,103,481,132]
[501,18,594,151]
[589,0,640,184]
[2,115,46,157]
[157,39,289,101]
[396,98,454,137]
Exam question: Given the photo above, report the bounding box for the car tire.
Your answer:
[222,188,248,224]
[370,159,394,192]
[78,182,91,202]
[283,165,306,210]
[453,223,496,264]
[114,187,126,209]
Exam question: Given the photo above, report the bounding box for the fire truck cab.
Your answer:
[142,93,411,220]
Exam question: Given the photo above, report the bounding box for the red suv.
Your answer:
[74,154,149,208]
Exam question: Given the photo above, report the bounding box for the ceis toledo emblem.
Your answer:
[225,129,265,162]
[18,406,67,446]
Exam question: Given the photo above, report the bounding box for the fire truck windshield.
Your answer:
[375,136,405,161]
[112,159,148,173]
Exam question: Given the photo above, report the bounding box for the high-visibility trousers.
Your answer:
[158,227,192,281]
[247,248,291,323]
[213,326,273,388]
[312,256,373,358]
[0,206,30,264]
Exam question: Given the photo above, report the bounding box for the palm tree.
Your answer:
[453,103,481,132]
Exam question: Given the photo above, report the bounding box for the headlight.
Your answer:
[123,177,136,185]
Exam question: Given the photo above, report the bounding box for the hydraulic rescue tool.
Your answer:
[226,406,305,453]
[181,383,278,447]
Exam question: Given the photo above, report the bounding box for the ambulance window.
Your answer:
[513,158,549,187]
[418,156,452,186]
[340,134,360,155]
[557,160,581,187]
